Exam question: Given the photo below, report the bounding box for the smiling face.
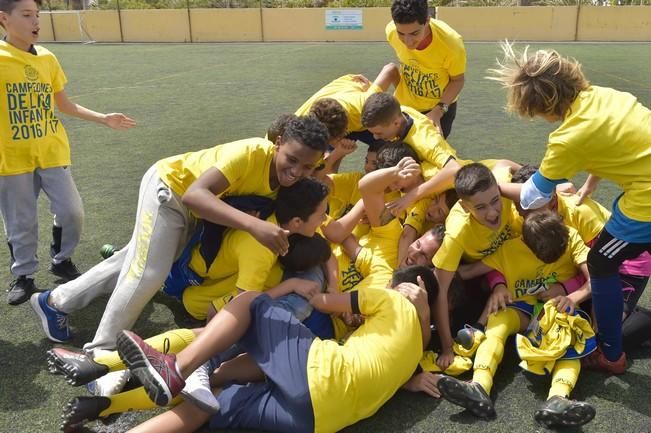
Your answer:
[460,184,503,230]
[272,138,323,188]
[0,0,40,51]
[404,230,442,267]
[395,21,429,50]
[425,193,451,225]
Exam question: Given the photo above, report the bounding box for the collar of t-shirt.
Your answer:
[399,112,415,141]
[416,30,433,50]
[2,37,37,55]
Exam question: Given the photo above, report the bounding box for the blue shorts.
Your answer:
[209,294,316,433]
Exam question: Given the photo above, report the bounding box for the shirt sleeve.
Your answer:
[50,54,68,93]
[235,236,276,292]
[432,235,464,272]
[213,141,253,191]
[447,39,466,77]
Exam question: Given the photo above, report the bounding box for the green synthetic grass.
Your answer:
[0,42,650,433]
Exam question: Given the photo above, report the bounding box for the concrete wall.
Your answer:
[36,6,651,43]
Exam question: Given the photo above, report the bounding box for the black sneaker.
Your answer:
[438,376,496,419]
[50,259,81,282]
[47,347,109,386]
[534,395,595,428]
[7,276,36,305]
[60,396,112,433]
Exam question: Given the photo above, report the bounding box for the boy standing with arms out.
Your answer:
[385,0,466,137]
[0,0,135,305]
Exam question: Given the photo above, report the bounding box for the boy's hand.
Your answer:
[332,138,357,157]
[487,284,513,315]
[351,74,371,90]
[403,372,441,398]
[537,283,566,301]
[252,221,290,256]
[103,113,136,130]
[386,189,418,216]
[341,312,364,328]
[436,349,455,371]
[551,295,575,315]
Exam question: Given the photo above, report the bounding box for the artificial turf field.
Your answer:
[0,41,650,433]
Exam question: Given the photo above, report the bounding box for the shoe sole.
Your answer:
[46,349,107,386]
[61,396,111,433]
[30,294,69,343]
[535,403,596,428]
[439,377,496,419]
[117,331,173,406]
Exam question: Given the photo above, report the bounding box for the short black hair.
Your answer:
[279,233,331,272]
[282,115,329,153]
[454,163,497,200]
[391,265,439,306]
[309,98,348,140]
[361,92,401,128]
[0,0,42,13]
[376,141,419,169]
[275,177,329,225]
[429,224,445,241]
[391,0,429,25]
[267,113,296,144]
[444,188,459,211]
[511,164,539,184]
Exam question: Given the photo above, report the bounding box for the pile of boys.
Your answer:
[2,0,650,432]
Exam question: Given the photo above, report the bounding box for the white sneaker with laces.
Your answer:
[87,369,129,396]
[180,362,220,414]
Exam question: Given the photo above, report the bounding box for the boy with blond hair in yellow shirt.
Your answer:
[0,0,135,305]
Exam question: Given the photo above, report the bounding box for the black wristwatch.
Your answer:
[436,102,449,114]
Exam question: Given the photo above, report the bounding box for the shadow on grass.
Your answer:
[0,338,55,411]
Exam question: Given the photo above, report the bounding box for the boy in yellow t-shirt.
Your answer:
[491,42,651,372]
[384,0,466,138]
[438,210,595,429]
[0,0,135,305]
[30,117,329,357]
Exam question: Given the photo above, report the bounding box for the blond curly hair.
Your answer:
[487,41,590,119]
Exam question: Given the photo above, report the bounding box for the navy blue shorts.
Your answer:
[209,294,316,433]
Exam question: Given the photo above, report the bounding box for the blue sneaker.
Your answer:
[30,290,71,342]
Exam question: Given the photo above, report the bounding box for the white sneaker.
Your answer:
[180,362,220,414]
[87,369,129,396]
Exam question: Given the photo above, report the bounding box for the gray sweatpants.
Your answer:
[49,165,195,354]
[0,166,84,277]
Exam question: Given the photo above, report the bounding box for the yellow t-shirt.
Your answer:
[556,194,609,244]
[156,137,276,198]
[433,197,523,271]
[327,171,362,219]
[482,228,589,305]
[539,86,651,222]
[402,105,458,168]
[188,215,282,292]
[404,198,435,236]
[307,287,423,433]
[0,42,70,175]
[295,74,382,133]
[386,19,466,112]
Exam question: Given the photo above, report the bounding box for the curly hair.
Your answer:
[391,0,429,25]
[309,98,348,141]
[282,115,329,153]
[487,41,589,119]
[267,113,297,143]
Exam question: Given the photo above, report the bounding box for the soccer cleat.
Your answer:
[49,259,81,282]
[180,362,220,414]
[31,291,72,342]
[60,396,111,433]
[46,347,108,386]
[87,370,129,397]
[116,330,185,406]
[581,347,627,375]
[7,276,36,305]
[534,395,596,428]
[438,376,496,419]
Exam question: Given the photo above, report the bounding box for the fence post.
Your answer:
[46,0,57,42]
[186,0,193,42]
[259,0,265,42]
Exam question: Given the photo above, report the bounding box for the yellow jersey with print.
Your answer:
[386,19,466,112]
[307,287,423,433]
[539,86,651,222]
[402,105,458,168]
[188,214,282,292]
[295,74,382,133]
[0,42,70,175]
[482,228,588,306]
[556,193,609,244]
[157,137,276,198]
[433,197,523,272]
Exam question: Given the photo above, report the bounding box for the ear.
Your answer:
[274,136,282,149]
[286,216,303,232]
[459,198,470,213]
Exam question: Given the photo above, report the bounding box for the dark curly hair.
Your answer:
[309,98,348,141]
[282,115,330,153]
[391,0,429,25]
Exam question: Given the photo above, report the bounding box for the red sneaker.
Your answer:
[581,347,626,375]
[116,330,185,405]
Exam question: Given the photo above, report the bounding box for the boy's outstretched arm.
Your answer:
[54,90,136,130]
